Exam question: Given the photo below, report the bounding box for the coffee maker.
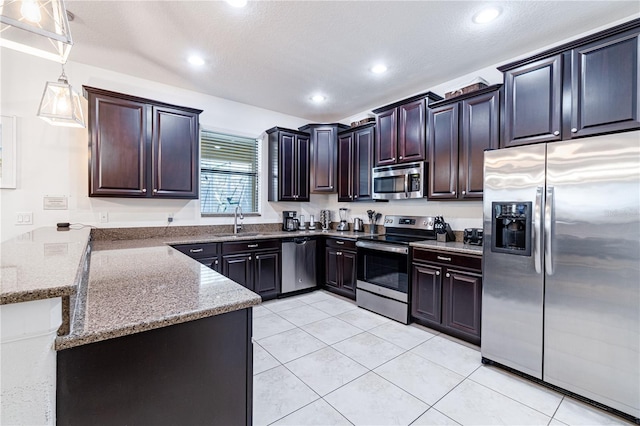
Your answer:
[283,211,298,231]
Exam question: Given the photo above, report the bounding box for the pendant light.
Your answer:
[37,65,85,128]
[0,0,73,63]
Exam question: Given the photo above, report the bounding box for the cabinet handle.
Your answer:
[189,248,204,253]
[437,256,452,262]
[462,191,466,195]
[256,255,260,260]
[446,272,450,278]
[399,156,403,160]
[571,128,578,133]
[391,157,396,161]
[553,131,560,136]
[337,251,342,255]
[336,241,345,245]
[153,189,158,194]
[354,195,358,199]
[436,271,440,276]
[452,191,456,195]
[142,188,147,193]
[214,260,219,265]
[248,244,259,248]
[249,256,252,260]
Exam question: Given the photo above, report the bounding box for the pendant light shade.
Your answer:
[0,0,73,63]
[37,68,84,128]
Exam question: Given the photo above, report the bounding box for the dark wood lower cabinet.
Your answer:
[324,238,357,300]
[411,248,482,345]
[57,309,252,425]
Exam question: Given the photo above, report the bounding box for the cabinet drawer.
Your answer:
[173,243,219,259]
[222,239,280,254]
[326,238,356,250]
[412,248,481,271]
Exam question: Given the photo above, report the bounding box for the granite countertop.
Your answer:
[0,227,91,304]
[410,240,483,255]
[55,239,261,350]
[165,229,364,245]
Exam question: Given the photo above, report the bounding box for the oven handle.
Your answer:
[356,240,409,255]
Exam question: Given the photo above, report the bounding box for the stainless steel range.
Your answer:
[356,215,437,323]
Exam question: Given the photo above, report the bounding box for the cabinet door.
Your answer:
[278,132,297,201]
[337,134,354,202]
[442,269,482,343]
[571,30,640,138]
[151,106,199,199]
[375,108,398,166]
[503,55,562,147]
[310,126,337,193]
[459,90,500,199]
[354,126,375,201]
[411,264,442,324]
[341,250,357,295]
[325,248,339,288]
[222,253,253,291]
[254,251,280,299]
[398,99,426,163]
[428,104,459,199]
[196,257,220,272]
[295,135,311,201]
[89,93,148,197]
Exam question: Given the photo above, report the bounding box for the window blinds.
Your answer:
[200,130,259,214]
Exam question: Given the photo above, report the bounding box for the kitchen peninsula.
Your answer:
[0,227,261,425]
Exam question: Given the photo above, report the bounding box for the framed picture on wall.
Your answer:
[0,115,17,189]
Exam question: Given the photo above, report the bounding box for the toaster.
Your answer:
[463,228,483,245]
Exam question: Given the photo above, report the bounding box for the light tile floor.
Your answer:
[253,290,634,426]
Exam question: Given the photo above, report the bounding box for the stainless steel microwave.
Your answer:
[372,161,425,200]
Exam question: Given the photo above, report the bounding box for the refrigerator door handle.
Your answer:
[545,186,555,275]
[534,186,544,274]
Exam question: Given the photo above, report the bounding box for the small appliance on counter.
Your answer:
[434,216,455,242]
[308,215,316,230]
[298,214,306,230]
[463,228,483,245]
[319,210,331,230]
[353,218,364,232]
[283,211,298,231]
[336,208,349,231]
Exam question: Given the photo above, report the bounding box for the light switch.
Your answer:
[16,212,33,225]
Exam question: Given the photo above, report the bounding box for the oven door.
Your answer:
[356,241,409,302]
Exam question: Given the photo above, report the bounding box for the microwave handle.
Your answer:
[404,174,409,198]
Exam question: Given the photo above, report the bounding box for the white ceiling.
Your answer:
[65,1,639,122]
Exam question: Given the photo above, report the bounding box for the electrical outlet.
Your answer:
[168,213,174,223]
[100,212,109,223]
[16,212,33,225]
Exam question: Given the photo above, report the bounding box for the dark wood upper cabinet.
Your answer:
[398,99,427,163]
[84,86,201,199]
[500,20,640,147]
[299,123,349,193]
[267,127,310,202]
[459,90,500,198]
[428,104,459,200]
[337,124,375,202]
[571,29,640,138]
[503,55,562,148]
[373,92,442,166]
[427,86,501,200]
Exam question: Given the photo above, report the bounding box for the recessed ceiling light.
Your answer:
[188,55,205,66]
[473,7,501,24]
[311,94,326,103]
[226,0,247,7]
[371,64,388,74]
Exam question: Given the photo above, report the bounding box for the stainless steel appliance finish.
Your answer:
[372,161,425,200]
[356,215,438,324]
[482,132,640,419]
[353,218,364,232]
[281,237,316,294]
[282,210,298,231]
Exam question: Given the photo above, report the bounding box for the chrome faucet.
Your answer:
[234,205,244,234]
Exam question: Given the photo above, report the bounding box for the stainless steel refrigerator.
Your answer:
[482,131,640,420]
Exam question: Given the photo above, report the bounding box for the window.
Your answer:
[200,130,259,215]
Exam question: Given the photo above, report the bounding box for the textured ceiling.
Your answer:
[65,1,640,122]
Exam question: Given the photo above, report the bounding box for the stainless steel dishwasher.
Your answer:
[281,237,316,294]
